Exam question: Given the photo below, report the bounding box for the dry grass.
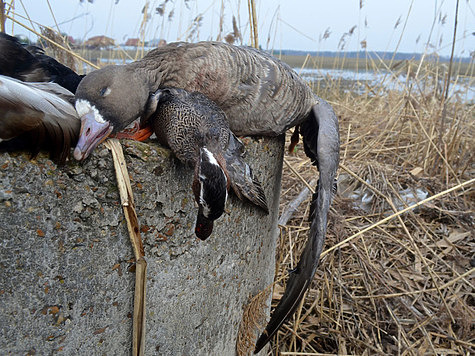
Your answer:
[14,28,475,356]
[3,3,474,355]
[260,70,474,355]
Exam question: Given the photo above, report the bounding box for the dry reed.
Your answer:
[262,58,474,355]
[3,2,473,355]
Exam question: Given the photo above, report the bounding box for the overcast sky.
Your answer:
[5,0,474,56]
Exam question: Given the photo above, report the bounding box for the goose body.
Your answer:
[73,41,340,352]
[145,87,268,239]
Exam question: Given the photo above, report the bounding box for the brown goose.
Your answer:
[72,41,340,353]
[135,87,268,240]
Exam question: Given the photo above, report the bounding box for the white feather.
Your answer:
[0,75,78,120]
[201,147,220,167]
[75,99,106,123]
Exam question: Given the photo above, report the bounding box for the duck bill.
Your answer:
[73,110,113,161]
[195,213,214,240]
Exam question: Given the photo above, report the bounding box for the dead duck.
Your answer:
[192,146,229,240]
[72,41,340,353]
[0,32,84,93]
[0,32,85,163]
[119,87,268,240]
[0,74,80,163]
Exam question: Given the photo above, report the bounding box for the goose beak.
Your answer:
[73,104,113,161]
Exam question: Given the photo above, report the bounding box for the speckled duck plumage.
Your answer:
[149,88,268,239]
[151,88,229,165]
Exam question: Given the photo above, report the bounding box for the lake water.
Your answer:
[295,67,474,103]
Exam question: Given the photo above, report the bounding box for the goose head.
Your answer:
[192,147,228,240]
[73,66,151,160]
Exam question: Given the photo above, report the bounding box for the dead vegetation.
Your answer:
[3,1,474,355]
[258,72,474,355]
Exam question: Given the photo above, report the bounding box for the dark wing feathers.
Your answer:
[224,132,268,213]
[254,97,339,353]
[0,32,83,93]
[0,33,43,81]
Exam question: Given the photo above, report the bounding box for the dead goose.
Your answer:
[72,41,340,353]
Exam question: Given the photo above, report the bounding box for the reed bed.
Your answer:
[3,1,474,355]
[255,69,474,355]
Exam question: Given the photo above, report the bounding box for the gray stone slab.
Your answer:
[0,136,284,355]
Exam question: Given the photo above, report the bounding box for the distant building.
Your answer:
[147,38,167,47]
[84,35,115,48]
[125,38,140,47]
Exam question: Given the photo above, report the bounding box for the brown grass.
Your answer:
[260,72,474,355]
[4,5,474,355]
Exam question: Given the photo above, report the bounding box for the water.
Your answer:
[295,67,474,103]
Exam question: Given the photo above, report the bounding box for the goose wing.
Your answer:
[254,97,339,352]
[137,42,317,136]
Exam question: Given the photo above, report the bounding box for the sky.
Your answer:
[4,0,475,57]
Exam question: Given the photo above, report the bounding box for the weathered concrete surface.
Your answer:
[0,137,284,355]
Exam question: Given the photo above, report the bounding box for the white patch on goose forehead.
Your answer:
[75,99,106,124]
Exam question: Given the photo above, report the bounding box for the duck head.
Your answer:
[192,147,228,240]
[73,66,151,160]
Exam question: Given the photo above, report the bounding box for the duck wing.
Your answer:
[0,32,83,93]
[254,97,339,352]
[0,32,45,82]
[26,45,84,93]
[223,132,268,213]
[0,75,80,163]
